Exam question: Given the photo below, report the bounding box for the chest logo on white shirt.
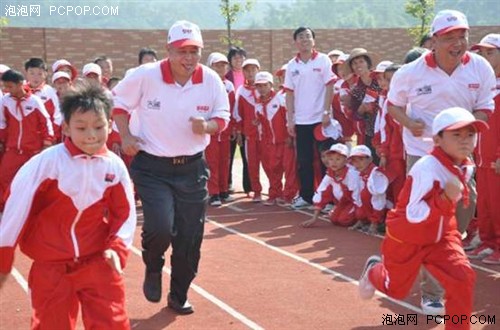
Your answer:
[196,105,210,113]
[313,68,322,72]
[416,85,432,96]
[291,69,300,77]
[105,173,116,182]
[468,83,480,90]
[147,99,161,110]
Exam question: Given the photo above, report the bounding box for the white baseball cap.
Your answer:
[326,143,349,157]
[255,71,273,85]
[167,20,203,48]
[328,49,344,57]
[52,59,77,80]
[0,64,10,74]
[242,58,260,69]
[431,10,469,36]
[349,145,372,158]
[51,71,71,84]
[82,63,102,77]
[470,33,500,51]
[432,107,488,136]
[373,60,394,73]
[207,52,228,66]
[314,119,342,141]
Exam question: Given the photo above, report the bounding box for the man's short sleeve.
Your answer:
[387,68,409,108]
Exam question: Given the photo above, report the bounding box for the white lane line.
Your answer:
[11,267,28,293]
[206,218,424,314]
[129,246,264,330]
[209,210,297,218]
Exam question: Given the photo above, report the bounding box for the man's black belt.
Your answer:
[141,151,203,165]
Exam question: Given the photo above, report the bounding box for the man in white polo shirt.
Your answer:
[387,9,496,315]
[284,26,337,209]
[112,20,230,314]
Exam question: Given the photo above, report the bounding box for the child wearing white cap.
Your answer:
[359,107,488,329]
[254,71,298,206]
[468,33,500,264]
[301,143,361,228]
[205,52,236,206]
[348,145,388,234]
[234,59,263,202]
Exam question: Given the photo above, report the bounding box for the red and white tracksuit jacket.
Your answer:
[0,91,54,209]
[474,76,500,252]
[355,162,388,224]
[373,96,405,205]
[235,83,265,194]
[30,83,62,141]
[331,79,354,142]
[0,138,136,330]
[369,148,475,329]
[313,165,361,226]
[255,90,298,201]
[206,79,235,195]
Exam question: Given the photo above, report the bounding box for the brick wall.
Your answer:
[0,26,496,78]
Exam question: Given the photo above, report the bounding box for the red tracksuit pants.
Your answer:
[385,158,406,206]
[263,142,299,200]
[28,255,129,330]
[245,137,268,194]
[369,231,475,330]
[476,166,500,250]
[329,200,356,227]
[0,150,36,210]
[205,138,230,195]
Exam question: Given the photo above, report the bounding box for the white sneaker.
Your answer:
[290,197,311,210]
[421,296,445,315]
[358,255,381,300]
[321,204,334,214]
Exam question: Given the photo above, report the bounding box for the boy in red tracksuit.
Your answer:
[301,143,360,228]
[373,64,405,206]
[0,70,54,210]
[234,59,264,202]
[205,52,236,206]
[331,54,356,146]
[25,58,62,141]
[0,83,137,330]
[467,34,500,264]
[254,71,298,206]
[359,107,484,330]
[348,145,388,234]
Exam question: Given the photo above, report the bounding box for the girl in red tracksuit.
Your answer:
[206,54,236,205]
[0,83,136,330]
[0,70,54,211]
[301,143,360,228]
[359,107,485,330]
[373,65,405,206]
[234,60,265,202]
[348,145,388,234]
[254,72,298,205]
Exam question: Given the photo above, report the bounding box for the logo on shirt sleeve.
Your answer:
[105,173,116,182]
[416,85,432,96]
[147,99,161,110]
[196,105,210,113]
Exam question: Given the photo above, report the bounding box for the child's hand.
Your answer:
[103,249,123,276]
[0,273,9,290]
[444,177,463,201]
[300,218,317,228]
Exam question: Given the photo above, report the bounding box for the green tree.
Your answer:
[405,0,435,45]
[219,0,253,47]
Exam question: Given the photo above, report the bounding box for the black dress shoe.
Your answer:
[167,293,194,314]
[143,271,162,303]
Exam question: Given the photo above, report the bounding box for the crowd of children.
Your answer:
[0,11,498,329]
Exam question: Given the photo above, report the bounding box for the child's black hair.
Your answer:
[138,48,158,64]
[61,81,112,123]
[293,27,315,41]
[1,69,25,84]
[419,33,432,47]
[403,47,426,64]
[93,56,111,64]
[24,57,47,71]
